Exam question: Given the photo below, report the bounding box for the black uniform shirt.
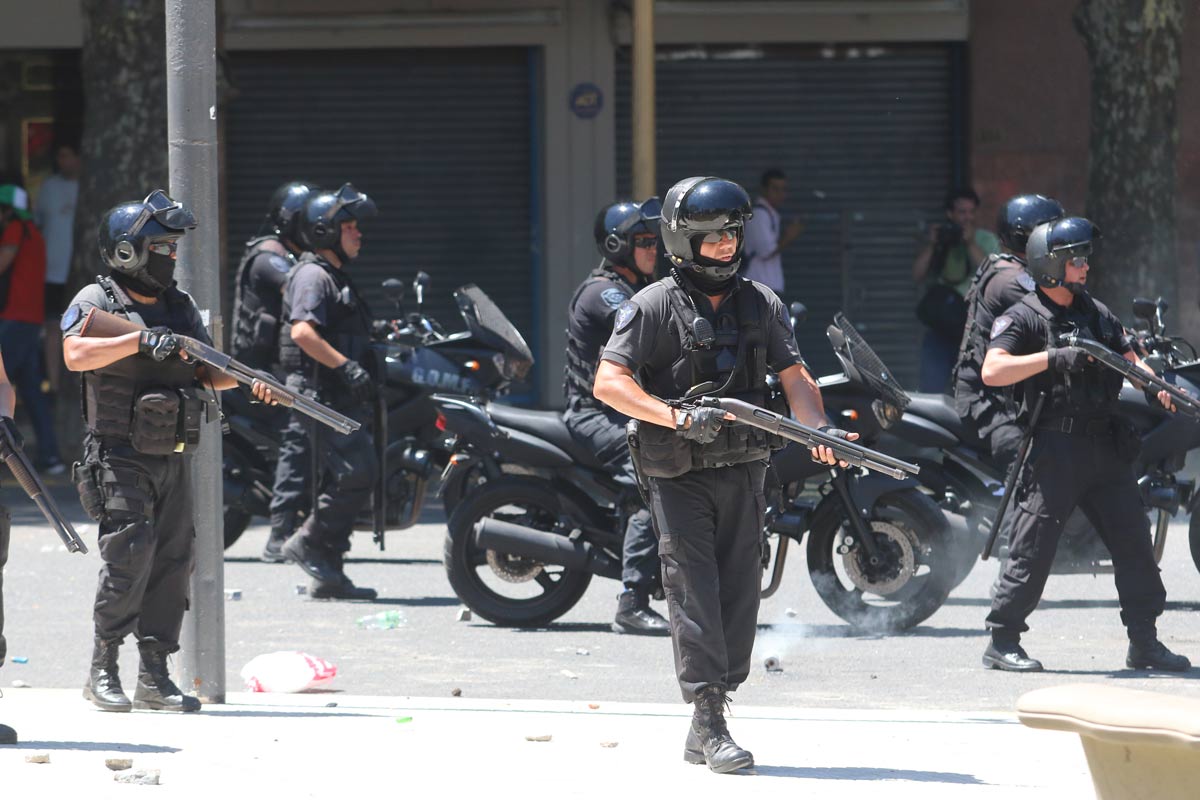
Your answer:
[564,267,639,405]
[989,289,1130,357]
[602,277,803,389]
[242,241,292,308]
[283,253,364,330]
[62,281,213,344]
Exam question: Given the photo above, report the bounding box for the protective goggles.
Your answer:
[128,190,197,239]
[613,196,663,236]
[148,240,178,256]
[632,234,659,249]
[700,229,739,244]
[1065,255,1089,268]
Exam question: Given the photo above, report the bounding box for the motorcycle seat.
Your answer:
[906,393,970,440]
[486,404,605,470]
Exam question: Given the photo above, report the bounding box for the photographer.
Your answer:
[912,187,1000,393]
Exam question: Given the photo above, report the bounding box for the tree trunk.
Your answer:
[69,0,168,295]
[1074,0,1183,314]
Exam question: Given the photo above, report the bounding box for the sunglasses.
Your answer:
[632,236,658,249]
[701,230,739,244]
[148,241,178,256]
[1066,256,1089,268]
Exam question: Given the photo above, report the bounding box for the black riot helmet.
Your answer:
[1025,217,1100,293]
[299,183,377,261]
[593,196,662,270]
[660,177,752,294]
[996,194,1065,255]
[98,189,198,295]
[266,181,318,246]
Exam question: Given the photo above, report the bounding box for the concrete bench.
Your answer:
[1018,684,1200,800]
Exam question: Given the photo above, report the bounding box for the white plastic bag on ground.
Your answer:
[240,651,338,693]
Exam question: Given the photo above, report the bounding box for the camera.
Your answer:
[936,222,964,248]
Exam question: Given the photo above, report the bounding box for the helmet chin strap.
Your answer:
[1064,281,1086,296]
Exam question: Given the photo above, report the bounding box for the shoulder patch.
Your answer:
[990,315,1014,339]
[1017,272,1036,292]
[614,301,639,333]
[600,287,629,309]
[60,303,83,332]
[268,254,292,274]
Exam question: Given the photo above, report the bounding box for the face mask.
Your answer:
[144,251,177,292]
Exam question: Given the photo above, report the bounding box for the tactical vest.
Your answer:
[278,254,373,394]
[953,253,1026,417]
[563,265,637,409]
[637,275,777,475]
[1018,291,1124,420]
[81,276,204,447]
[232,235,293,370]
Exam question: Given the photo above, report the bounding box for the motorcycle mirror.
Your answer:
[826,324,847,352]
[382,278,406,302]
[789,302,808,326]
[1132,297,1157,322]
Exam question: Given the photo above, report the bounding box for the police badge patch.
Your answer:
[615,301,638,332]
[600,287,628,309]
[1017,272,1037,292]
[268,255,292,274]
[991,315,1014,339]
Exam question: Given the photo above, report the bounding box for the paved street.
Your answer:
[4,484,1199,711]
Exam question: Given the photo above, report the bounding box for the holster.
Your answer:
[73,460,106,522]
[625,420,652,499]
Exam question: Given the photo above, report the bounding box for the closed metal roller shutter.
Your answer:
[616,45,955,384]
[226,47,538,389]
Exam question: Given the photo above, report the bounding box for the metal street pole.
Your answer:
[632,0,656,200]
[166,0,225,703]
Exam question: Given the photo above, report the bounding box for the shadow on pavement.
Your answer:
[6,741,181,753]
[200,709,376,719]
[750,765,984,784]
[510,623,614,634]
[367,596,460,607]
[1040,669,1200,681]
[757,624,984,640]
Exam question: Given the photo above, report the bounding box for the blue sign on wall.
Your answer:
[569,82,604,120]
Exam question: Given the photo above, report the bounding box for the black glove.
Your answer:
[677,406,725,444]
[813,425,852,464]
[139,327,180,361]
[335,359,376,404]
[1047,346,1089,374]
[0,416,22,460]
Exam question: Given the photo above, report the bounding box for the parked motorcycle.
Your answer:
[819,298,1200,585]
[221,273,533,549]
[437,311,955,632]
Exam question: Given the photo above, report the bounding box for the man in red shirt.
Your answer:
[0,185,62,473]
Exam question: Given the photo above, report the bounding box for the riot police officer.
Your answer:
[62,190,275,712]
[278,184,379,600]
[953,194,1064,469]
[594,176,849,773]
[233,182,317,562]
[564,198,668,636]
[980,217,1190,673]
[0,356,17,742]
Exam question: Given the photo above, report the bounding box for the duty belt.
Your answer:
[1036,416,1111,436]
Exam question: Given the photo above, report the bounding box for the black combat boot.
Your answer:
[0,722,16,745]
[612,587,669,636]
[262,511,296,563]
[982,631,1043,672]
[281,525,341,584]
[83,637,132,712]
[683,685,754,774]
[1127,621,1191,672]
[133,644,201,712]
[310,553,377,600]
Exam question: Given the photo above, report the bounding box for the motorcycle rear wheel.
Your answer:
[224,506,251,549]
[1189,513,1200,577]
[444,476,593,628]
[806,488,953,633]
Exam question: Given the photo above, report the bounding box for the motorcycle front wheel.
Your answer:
[806,488,953,633]
[444,476,592,628]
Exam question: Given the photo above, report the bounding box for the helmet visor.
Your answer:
[329,183,377,223]
[142,190,198,232]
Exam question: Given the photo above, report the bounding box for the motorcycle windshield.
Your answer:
[453,285,535,380]
[828,312,911,410]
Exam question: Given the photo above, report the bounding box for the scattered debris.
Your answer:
[294,584,308,596]
[241,651,338,693]
[764,656,783,673]
[600,741,619,748]
[870,674,878,680]
[11,680,30,688]
[115,769,160,785]
[785,608,798,618]
[456,607,472,622]
[11,656,27,664]
[325,702,338,708]
[560,669,579,680]
[25,753,50,764]
[356,610,406,630]
[105,758,133,771]
[525,734,552,742]
[451,688,462,697]
[575,648,590,656]
[587,703,600,710]
[395,716,413,724]
[224,589,242,601]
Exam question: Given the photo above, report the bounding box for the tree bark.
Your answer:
[1074,0,1183,313]
[69,0,168,295]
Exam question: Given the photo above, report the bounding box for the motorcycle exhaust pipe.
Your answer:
[474,518,621,580]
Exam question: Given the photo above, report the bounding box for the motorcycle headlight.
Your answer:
[872,400,902,430]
